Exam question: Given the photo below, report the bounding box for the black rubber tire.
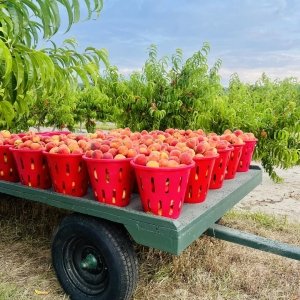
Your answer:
[52,213,138,300]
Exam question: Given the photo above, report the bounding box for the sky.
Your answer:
[51,0,300,85]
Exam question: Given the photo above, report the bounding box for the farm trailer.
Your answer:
[0,165,299,299]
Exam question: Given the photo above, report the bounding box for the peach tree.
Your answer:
[0,0,107,130]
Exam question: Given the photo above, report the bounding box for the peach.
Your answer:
[85,150,93,158]
[30,142,42,150]
[134,154,147,166]
[72,148,83,155]
[224,129,232,135]
[169,156,180,164]
[216,140,229,149]
[115,154,126,159]
[57,145,70,155]
[179,152,193,165]
[146,160,160,168]
[195,141,209,154]
[91,141,102,150]
[139,146,149,155]
[103,152,114,159]
[92,150,103,159]
[169,149,181,158]
[49,146,59,154]
[118,145,129,156]
[204,148,218,157]
[148,143,161,152]
[31,135,40,143]
[99,144,110,153]
[234,129,243,137]
[167,160,180,167]
[186,138,197,149]
[127,148,138,158]
[108,148,118,157]
[0,130,11,138]
[159,158,169,167]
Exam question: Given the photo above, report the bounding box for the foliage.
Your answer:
[106,45,299,181]
[224,74,300,181]
[110,43,223,131]
[0,0,107,129]
[74,86,112,132]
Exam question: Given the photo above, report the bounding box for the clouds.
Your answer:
[51,0,300,85]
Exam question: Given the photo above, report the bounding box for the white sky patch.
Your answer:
[220,66,300,85]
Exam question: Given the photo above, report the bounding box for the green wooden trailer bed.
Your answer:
[0,165,299,300]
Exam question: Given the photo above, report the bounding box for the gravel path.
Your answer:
[236,165,300,223]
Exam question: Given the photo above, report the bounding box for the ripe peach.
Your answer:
[110,139,122,149]
[57,145,70,155]
[31,135,40,143]
[49,146,59,154]
[72,148,83,155]
[186,138,197,149]
[0,130,11,138]
[167,160,180,167]
[139,146,149,155]
[204,148,218,157]
[30,142,42,150]
[216,140,229,149]
[127,148,138,158]
[115,154,126,159]
[91,141,102,150]
[179,152,193,165]
[134,154,147,166]
[92,150,103,159]
[118,145,129,156]
[99,144,110,153]
[108,148,118,157]
[159,158,169,167]
[85,150,93,158]
[194,153,204,158]
[169,149,181,158]
[146,160,160,168]
[234,129,243,137]
[103,152,114,159]
[148,143,161,152]
[224,129,232,135]
[169,156,180,164]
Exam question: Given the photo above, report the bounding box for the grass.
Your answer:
[0,197,299,300]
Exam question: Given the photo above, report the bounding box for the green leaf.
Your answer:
[0,100,15,124]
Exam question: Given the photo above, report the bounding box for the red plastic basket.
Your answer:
[209,148,232,189]
[225,144,244,179]
[131,161,194,219]
[84,157,134,207]
[185,154,218,203]
[44,152,88,196]
[237,140,257,172]
[11,148,51,189]
[0,145,19,182]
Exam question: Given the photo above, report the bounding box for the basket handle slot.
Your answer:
[66,163,70,176]
[105,169,110,183]
[165,178,170,193]
[151,177,155,193]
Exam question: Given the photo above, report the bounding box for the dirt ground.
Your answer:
[236,165,300,223]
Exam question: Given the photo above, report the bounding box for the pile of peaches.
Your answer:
[0,128,257,168]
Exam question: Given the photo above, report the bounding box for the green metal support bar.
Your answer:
[206,224,300,261]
